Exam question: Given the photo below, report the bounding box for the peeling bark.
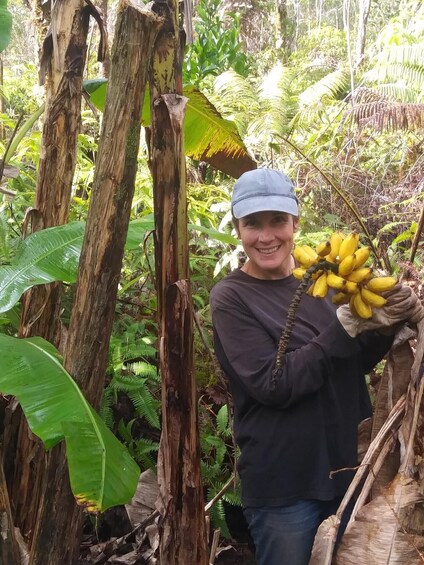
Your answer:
[149,1,208,563]
[0,446,20,565]
[3,0,92,545]
[27,4,161,564]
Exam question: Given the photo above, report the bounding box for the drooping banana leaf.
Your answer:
[0,0,12,53]
[0,334,140,512]
[0,222,85,313]
[0,217,235,313]
[83,79,256,178]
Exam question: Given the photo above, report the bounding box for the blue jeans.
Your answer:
[243,499,342,565]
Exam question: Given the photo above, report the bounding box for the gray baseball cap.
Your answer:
[231,168,299,219]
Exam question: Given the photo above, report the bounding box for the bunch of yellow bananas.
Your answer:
[292,232,397,319]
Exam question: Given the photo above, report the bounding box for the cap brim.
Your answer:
[232,195,299,219]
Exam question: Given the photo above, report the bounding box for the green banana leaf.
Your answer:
[83,79,256,178]
[0,217,235,313]
[0,334,140,512]
[0,0,12,53]
[0,222,85,313]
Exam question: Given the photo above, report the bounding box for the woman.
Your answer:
[210,168,423,565]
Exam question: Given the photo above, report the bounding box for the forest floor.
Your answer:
[215,542,256,564]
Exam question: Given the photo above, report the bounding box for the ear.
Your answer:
[292,216,299,231]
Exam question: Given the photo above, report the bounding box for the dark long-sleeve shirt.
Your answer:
[210,268,392,507]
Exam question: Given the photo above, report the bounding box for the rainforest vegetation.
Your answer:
[0,0,423,563]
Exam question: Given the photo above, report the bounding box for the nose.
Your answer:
[258,226,274,243]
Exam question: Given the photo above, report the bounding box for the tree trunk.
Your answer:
[0,57,5,141]
[149,1,209,563]
[28,4,161,564]
[355,0,372,68]
[3,0,91,544]
[100,0,110,77]
[0,446,21,565]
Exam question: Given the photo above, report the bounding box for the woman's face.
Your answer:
[237,210,298,280]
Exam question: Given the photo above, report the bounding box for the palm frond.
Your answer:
[248,63,298,141]
[211,70,259,137]
[385,43,424,67]
[375,84,420,103]
[350,88,424,131]
[299,68,351,108]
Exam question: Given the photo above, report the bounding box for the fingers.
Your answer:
[384,284,412,305]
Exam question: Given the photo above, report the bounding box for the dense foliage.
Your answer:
[1,0,423,543]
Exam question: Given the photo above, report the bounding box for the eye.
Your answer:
[272,214,289,224]
[241,217,258,227]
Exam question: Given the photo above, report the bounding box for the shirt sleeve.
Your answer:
[211,296,364,409]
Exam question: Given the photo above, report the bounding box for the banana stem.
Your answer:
[272,261,332,386]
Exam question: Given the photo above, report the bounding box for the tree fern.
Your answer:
[298,68,351,108]
[211,69,259,137]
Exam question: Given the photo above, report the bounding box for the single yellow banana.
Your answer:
[338,232,359,262]
[293,246,317,268]
[332,292,350,305]
[353,246,370,268]
[316,240,331,257]
[344,280,360,294]
[324,254,338,265]
[303,245,319,261]
[349,295,359,317]
[353,292,373,319]
[361,287,387,308]
[338,254,356,276]
[365,276,397,293]
[312,273,328,298]
[292,267,307,280]
[307,281,315,296]
[327,272,347,290]
[346,267,373,283]
[328,232,344,261]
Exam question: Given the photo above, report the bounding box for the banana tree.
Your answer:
[84,79,256,178]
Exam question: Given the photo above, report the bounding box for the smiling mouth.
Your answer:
[257,245,280,255]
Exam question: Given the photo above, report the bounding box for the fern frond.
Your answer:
[207,491,231,539]
[127,361,159,380]
[108,373,161,429]
[133,438,159,470]
[299,68,350,108]
[349,87,424,131]
[211,70,259,137]
[216,404,231,438]
[375,83,419,103]
[99,386,115,430]
[222,489,242,507]
[248,63,297,141]
[127,387,161,430]
[385,43,424,68]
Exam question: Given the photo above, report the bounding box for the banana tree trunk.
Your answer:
[0,446,20,564]
[149,1,209,563]
[3,0,92,543]
[27,4,161,564]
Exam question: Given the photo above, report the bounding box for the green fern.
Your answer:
[110,373,160,430]
[133,437,159,470]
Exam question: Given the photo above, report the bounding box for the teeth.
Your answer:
[258,246,279,254]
